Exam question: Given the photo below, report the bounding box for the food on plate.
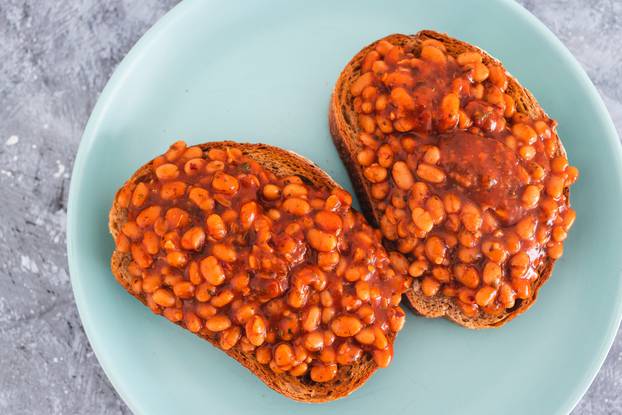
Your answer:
[330,31,578,328]
[109,140,408,401]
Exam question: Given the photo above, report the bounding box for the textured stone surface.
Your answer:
[0,1,620,413]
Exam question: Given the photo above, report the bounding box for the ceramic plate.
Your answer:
[67,0,622,413]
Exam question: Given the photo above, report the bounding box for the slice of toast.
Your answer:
[109,141,384,402]
[329,31,572,328]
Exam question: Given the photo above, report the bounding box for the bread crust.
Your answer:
[109,141,379,402]
[329,31,570,329]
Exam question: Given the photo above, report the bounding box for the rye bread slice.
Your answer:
[329,31,570,328]
[109,141,380,402]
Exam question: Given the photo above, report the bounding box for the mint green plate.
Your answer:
[67,0,622,413]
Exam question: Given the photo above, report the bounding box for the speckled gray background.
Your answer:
[0,1,620,414]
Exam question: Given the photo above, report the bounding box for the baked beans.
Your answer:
[350,37,578,317]
[114,141,408,382]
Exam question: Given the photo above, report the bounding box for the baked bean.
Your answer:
[371,182,390,200]
[540,197,559,220]
[298,306,320,333]
[166,251,187,268]
[519,145,536,161]
[289,363,308,377]
[471,83,484,99]
[163,141,186,161]
[122,221,142,241]
[457,52,482,65]
[373,349,392,368]
[205,214,226,240]
[488,65,507,90]
[218,326,241,350]
[547,243,564,259]
[260,184,280,201]
[432,266,451,283]
[503,94,515,117]
[512,123,537,144]
[302,331,324,352]
[411,207,434,233]
[421,45,446,64]
[160,181,187,200]
[115,233,131,252]
[184,312,202,333]
[421,276,440,296]
[211,171,239,194]
[306,228,337,252]
[550,156,567,173]
[562,208,576,231]
[182,157,205,176]
[152,288,175,307]
[239,201,258,230]
[163,307,183,322]
[331,315,363,337]
[510,252,530,278]
[351,72,374,97]
[165,207,190,229]
[417,163,445,183]
[314,210,342,233]
[391,161,414,190]
[211,289,235,308]
[131,182,149,207]
[205,314,231,332]
[336,342,363,365]
[364,164,388,183]
[212,243,236,262]
[481,240,508,264]
[488,285,510,310]
[461,204,482,233]
[516,216,537,240]
[274,343,295,367]
[180,226,206,251]
[357,148,376,166]
[475,286,497,307]
[155,163,179,181]
[188,187,214,211]
[390,86,415,110]
[566,166,579,185]
[443,193,461,213]
[310,363,337,383]
[512,278,532,299]
[424,146,441,164]
[282,197,311,216]
[172,281,194,299]
[359,114,376,133]
[131,244,153,268]
[205,160,225,174]
[253,346,272,365]
[142,272,162,294]
[546,174,565,199]
[482,262,502,286]
[245,315,267,346]
[408,260,428,277]
[199,256,225,286]
[117,186,133,209]
[136,206,162,228]
[457,266,479,289]
[522,185,541,208]
[471,62,489,82]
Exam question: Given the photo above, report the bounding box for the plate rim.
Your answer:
[66,0,622,414]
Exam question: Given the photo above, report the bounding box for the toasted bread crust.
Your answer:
[109,141,378,402]
[329,31,570,329]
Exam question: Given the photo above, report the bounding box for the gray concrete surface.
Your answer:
[0,1,620,413]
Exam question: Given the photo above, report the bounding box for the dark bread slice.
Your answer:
[109,141,379,402]
[329,31,570,328]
